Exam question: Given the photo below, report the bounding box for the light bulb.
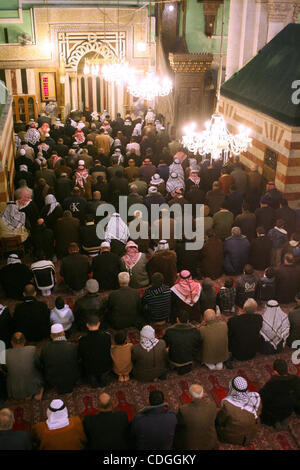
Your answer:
[168,5,174,12]
[137,41,147,52]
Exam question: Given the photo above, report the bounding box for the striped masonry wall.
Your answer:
[219,96,300,206]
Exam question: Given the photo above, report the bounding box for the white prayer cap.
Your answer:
[148,186,158,194]
[51,324,64,334]
[78,160,85,166]
[19,149,26,156]
[170,172,178,178]
[101,241,110,248]
[157,240,169,250]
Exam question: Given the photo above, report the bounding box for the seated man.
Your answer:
[83,393,129,450]
[256,267,276,303]
[73,279,107,331]
[78,313,112,388]
[131,325,167,382]
[259,359,300,429]
[32,399,86,450]
[287,291,300,347]
[275,254,300,304]
[174,384,218,450]
[0,254,32,300]
[0,408,32,450]
[196,309,230,371]
[235,264,258,308]
[106,272,142,329]
[13,284,50,342]
[227,298,263,361]
[216,376,262,446]
[40,324,80,394]
[131,390,177,450]
[163,311,201,375]
[60,242,90,295]
[31,256,55,296]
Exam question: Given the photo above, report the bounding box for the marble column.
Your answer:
[70,73,78,110]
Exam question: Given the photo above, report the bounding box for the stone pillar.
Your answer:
[225,0,243,80]
[64,72,71,114]
[252,0,268,56]
[70,73,78,110]
[169,53,213,134]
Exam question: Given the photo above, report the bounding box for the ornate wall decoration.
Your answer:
[266,0,299,22]
[58,31,126,72]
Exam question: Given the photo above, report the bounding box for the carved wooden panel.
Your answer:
[197,0,223,37]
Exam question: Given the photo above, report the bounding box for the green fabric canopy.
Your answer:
[221,23,300,126]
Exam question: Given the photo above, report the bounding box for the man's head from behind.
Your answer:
[284,253,294,265]
[23,284,36,298]
[98,393,112,412]
[176,311,189,324]
[86,313,101,331]
[68,242,79,254]
[151,272,164,288]
[231,226,241,237]
[118,272,130,287]
[11,332,26,347]
[0,409,14,431]
[189,384,204,400]
[203,309,216,322]
[212,181,221,191]
[244,264,254,275]
[93,191,101,201]
[243,298,257,314]
[149,390,164,407]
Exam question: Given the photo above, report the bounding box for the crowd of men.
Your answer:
[0,105,300,450]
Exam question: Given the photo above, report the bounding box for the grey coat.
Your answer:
[5,346,43,399]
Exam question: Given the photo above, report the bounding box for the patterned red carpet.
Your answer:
[1,267,300,450]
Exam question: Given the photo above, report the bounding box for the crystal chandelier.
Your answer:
[102,60,136,86]
[127,72,173,101]
[181,3,252,161]
[182,113,252,158]
[83,60,100,76]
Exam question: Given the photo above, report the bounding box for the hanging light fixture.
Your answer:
[102,0,137,85]
[102,60,136,85]
[181,3,252,161]
[83,61,100,76]
[127,72,172,101]
[183,115,252,158]
[127,1,172,101]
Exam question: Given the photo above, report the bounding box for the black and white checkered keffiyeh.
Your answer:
[260,300,290,349]
[1,202,26,231]
[223,376,261,419]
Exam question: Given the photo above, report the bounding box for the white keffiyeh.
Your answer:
[140,325,159,352]
[1,203,26,231]
[260,300,290,349]
[46,400,69,430]
[222,376,261,419]
[45,194,60,216]
[105,213,129,245]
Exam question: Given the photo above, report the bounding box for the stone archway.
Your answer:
[66,38,118,72]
